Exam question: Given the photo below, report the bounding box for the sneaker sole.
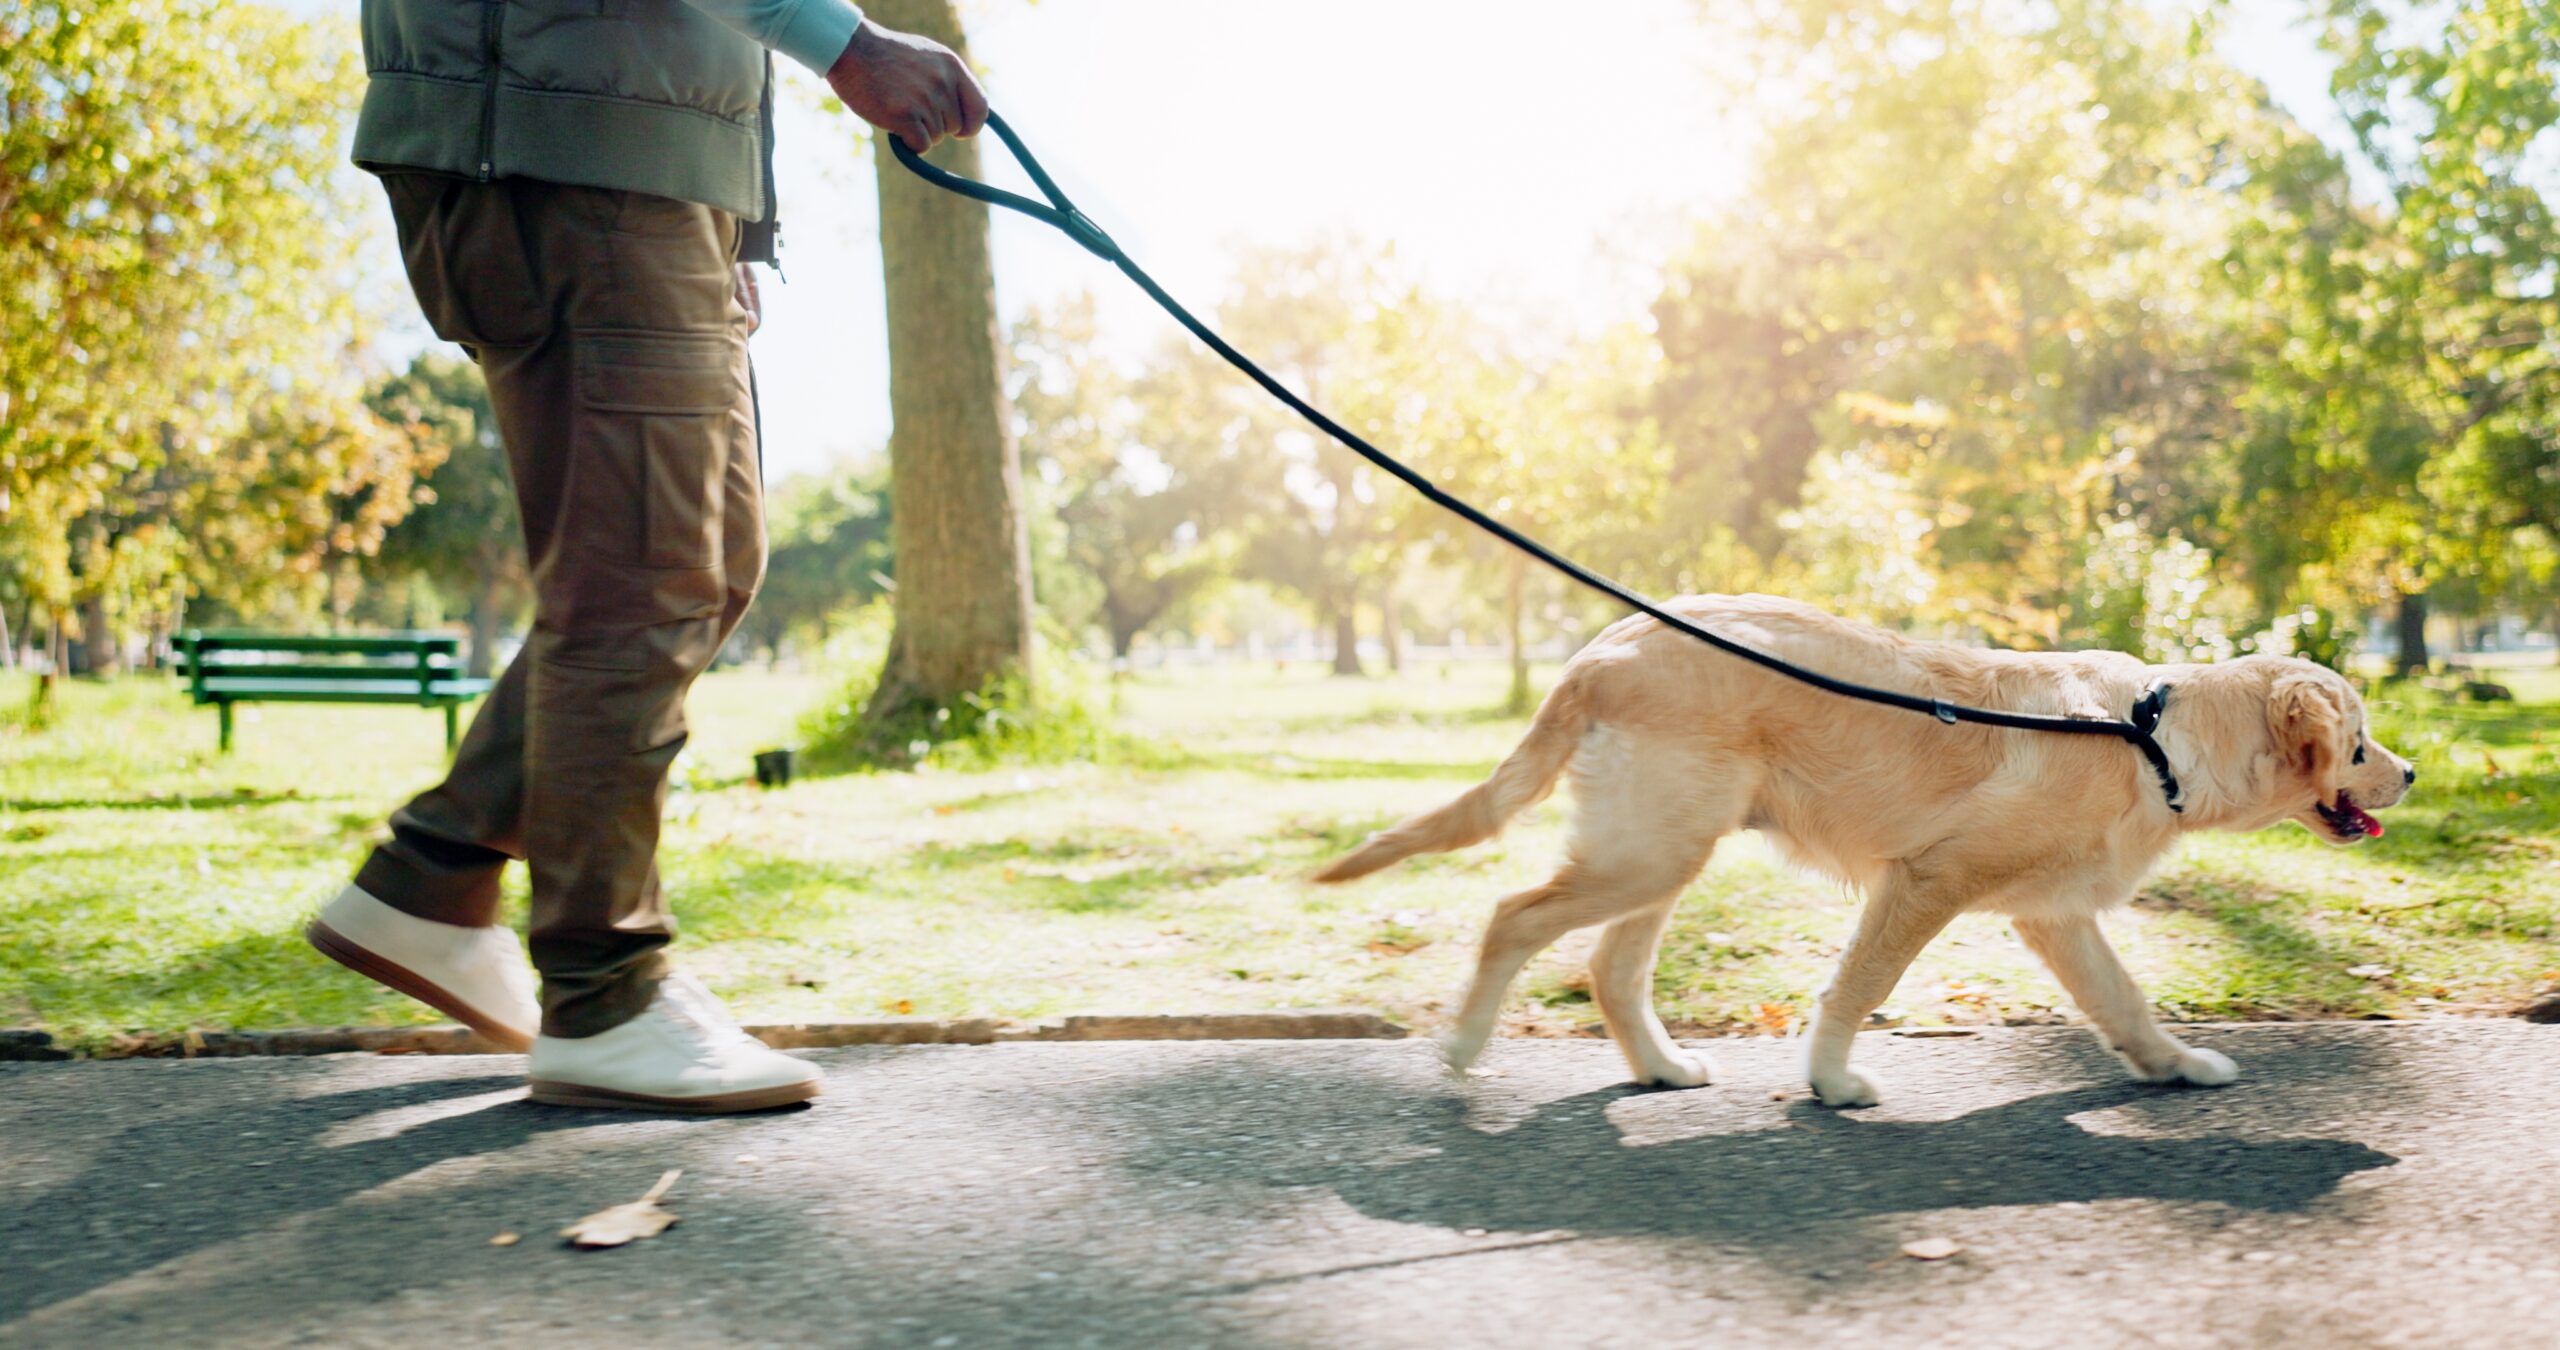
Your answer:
[305,918,536,1053]
[524,1078,821,1114]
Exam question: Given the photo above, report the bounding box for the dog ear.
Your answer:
[2267,670,2344,783]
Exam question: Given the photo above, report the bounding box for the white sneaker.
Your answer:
[305,883,540,1051]
[527,973,820,1114]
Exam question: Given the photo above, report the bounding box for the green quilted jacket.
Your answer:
[351,0,862,256]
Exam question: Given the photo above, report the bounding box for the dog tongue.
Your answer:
[2344,800,2384,837]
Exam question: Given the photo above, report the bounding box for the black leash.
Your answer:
[889,114,2186,813]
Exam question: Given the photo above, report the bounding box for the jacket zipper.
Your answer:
[475,1,502,180]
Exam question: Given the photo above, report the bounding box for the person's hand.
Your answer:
[825,20,988,155]
[734,263,763,336]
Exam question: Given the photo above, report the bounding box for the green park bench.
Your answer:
[174,630,494,753]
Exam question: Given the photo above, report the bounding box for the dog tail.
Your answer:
[1312,677,1589,884]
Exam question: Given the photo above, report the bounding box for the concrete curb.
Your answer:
[0,1010,1411,1061]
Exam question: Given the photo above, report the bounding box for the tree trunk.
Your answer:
[861,0,1033,736]
[1505,551,1531,715]
[1380,569,1405,675]
[72,597,118,676]
[0,599,12,671]
[1330,601,1363,677]
[2393,590,2430,677]
[464,585,502,680]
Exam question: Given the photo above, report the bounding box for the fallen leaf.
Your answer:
[561,1170,683,1250]
[1752,1002,1796,1036]
[891,999,914,1016]
[1901,1237,1960,1261]
[1365,939,1428,957]
[489,1231,520,1247]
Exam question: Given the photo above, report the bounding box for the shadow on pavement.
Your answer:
[1327,1081,2396,1235]
[0,1034,2408,1340]
[0,1067,610,1319]
[1072,1036,2400,1286]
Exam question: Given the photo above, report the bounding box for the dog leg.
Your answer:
[1443,851,1706,1075]
[1441,878,1578,1073]
[1805,879,1961,1107]
[1445,731,1738,1080]
[2013,913,2237,1087]
[1590,900,1714,1088]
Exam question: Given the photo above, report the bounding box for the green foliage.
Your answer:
[1011,298,1259,657]
[796,605,1134,771]
[730,458,896,663]
[2,1,421,644]
[1649,0,2283,648]
[2210,0,2560,637]
[367,358,516,593]
[363,355,525,668]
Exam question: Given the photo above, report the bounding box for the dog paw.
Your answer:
[1634,1049,1716,1089]
[1437,1030,1488,1075]
[2168,1046,2238,1087]
[1810,1066,1883,1108]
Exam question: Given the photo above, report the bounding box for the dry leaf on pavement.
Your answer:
[561,1170,683,1250]
[1901,1237,1961,1261]
[489,1231,520,1247]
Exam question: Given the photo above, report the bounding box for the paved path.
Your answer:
[4,1024,2555,1347]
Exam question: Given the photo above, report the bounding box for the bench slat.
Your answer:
[182,631,460,657]
[174,662,461,681]
[199,678,493,703]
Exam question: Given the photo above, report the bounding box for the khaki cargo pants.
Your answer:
[356,174,763,1037]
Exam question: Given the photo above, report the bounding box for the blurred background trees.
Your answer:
[1,0,424,675]
[7,0,2557,709]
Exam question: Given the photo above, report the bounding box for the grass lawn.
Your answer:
[2,656,2555,1054]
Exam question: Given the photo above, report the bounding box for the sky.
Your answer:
[283,0,2339,484]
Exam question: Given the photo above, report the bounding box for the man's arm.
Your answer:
[679,0,987,152]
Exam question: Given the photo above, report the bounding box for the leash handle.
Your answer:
[889,113,1119,261]
[883,109,2187,814]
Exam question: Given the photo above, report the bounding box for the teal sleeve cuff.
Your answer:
[774,0,863,76]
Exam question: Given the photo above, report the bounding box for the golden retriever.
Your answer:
[1316,594,2414,1106]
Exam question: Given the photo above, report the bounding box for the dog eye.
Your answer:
[2352,742,2366,765]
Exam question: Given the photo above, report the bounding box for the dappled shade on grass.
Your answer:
[1,663,2552,1051]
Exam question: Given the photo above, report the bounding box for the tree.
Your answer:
[1012,299,1266,660]
[1349,300,1669,712]
[731,460,895,664]
[859,0,1037,736]
[1656,0,2309,657]
[367,356,526,678]
[3,1,416,668]
[1214,241,1423,676]
[2315,0,2560,672]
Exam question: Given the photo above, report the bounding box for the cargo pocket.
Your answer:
[382,174,548,350]
[572,331,738,570]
